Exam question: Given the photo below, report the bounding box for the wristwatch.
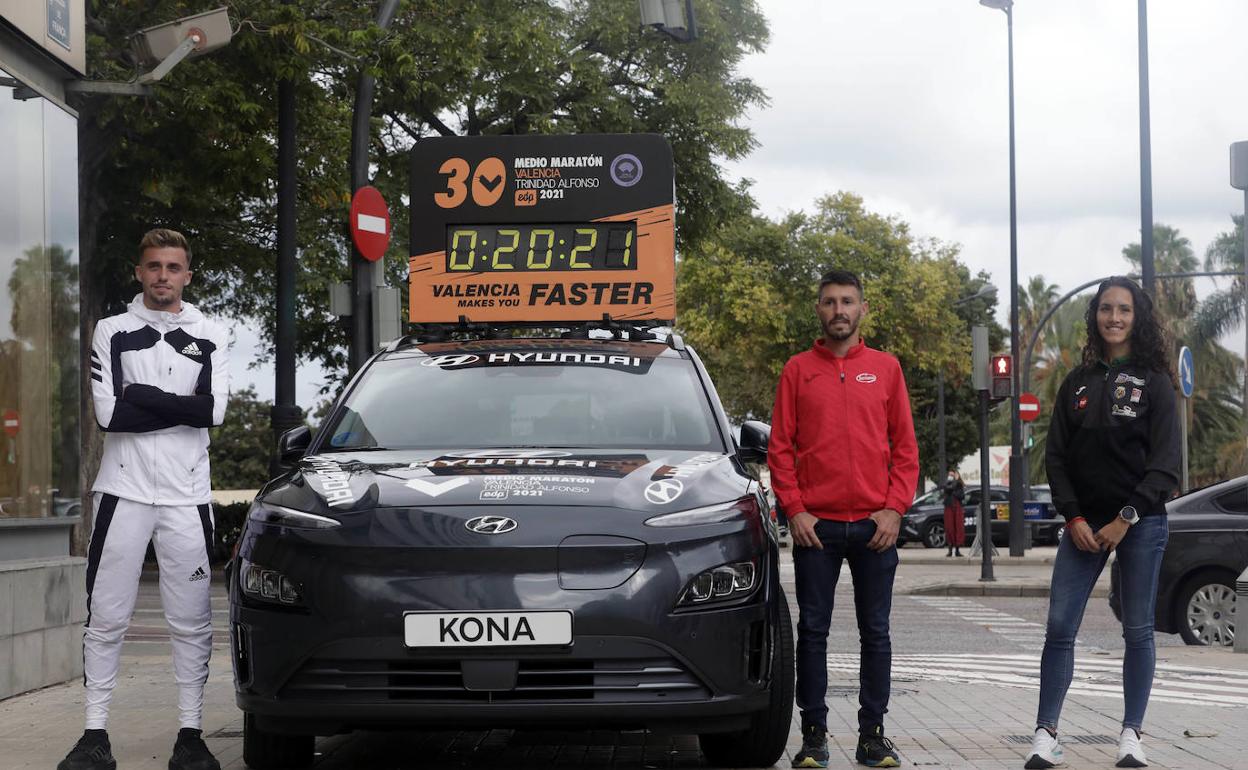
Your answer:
[1118,505,1140,525]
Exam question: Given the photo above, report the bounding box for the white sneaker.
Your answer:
[1024,728,1065,768]
[1116,727,1148,767]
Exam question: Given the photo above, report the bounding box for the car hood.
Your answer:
[257,449,748,515]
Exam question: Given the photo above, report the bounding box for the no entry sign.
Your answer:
[350,185,391,262]
[1018,392,1040,422]
[2,409,18,436]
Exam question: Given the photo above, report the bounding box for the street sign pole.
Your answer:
[1178,345,1194,492]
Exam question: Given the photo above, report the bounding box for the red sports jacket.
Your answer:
[768,338,919,521]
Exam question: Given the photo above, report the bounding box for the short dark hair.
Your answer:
[138,228,192,266]
[817,270,863,299]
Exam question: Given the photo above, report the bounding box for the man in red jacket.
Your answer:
[769,270,919,769]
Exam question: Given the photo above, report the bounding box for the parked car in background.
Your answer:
[902,484,1063,548]
[1110,476,1247,647]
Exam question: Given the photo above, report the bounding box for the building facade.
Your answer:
[0,0,86,700]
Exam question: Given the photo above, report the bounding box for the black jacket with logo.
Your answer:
[1045,359,1180,528]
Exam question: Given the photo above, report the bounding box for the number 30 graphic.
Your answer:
[434,157,506,209]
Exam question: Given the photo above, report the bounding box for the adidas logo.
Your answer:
[181,341,203,356]
[189,566,208,582]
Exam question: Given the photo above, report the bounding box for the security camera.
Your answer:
[131,7,232,73]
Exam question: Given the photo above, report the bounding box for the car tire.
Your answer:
[698,593,794,768]
[1175,571,1237,647]
[922,522,946,549]
[243,712,314,769]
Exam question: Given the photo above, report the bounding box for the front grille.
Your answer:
[282,656,710,703]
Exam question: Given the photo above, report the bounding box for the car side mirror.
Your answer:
[278,426,311,467]
[739,420,770,465]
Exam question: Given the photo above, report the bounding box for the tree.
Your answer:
[677,193,1004,487]
[1122,225,1243,487]
[1018,274,1059,365]
[74,0,771,551]
[1196,214,1245,345]
[209,387,276,491]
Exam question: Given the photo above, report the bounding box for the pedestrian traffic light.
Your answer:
[990,354,1013,398]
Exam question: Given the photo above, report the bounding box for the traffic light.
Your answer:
[990,354,1013,398]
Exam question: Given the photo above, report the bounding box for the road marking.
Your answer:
[826,653,1248,708]
[909,596,1093,653]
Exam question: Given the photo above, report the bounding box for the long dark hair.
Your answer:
[1080,276,1172,378]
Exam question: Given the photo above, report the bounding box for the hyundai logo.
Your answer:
[465,516,518,534]
[644,479,684,505]
[421,354,480,368]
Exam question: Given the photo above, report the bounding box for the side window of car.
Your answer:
[965,491,980,505]
[991,490,1009,502]
[1214,487,1248,514]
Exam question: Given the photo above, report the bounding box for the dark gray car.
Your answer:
[229,336,793,769]
[1110,476,1246,646]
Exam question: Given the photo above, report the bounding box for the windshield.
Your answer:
[321,352,723,452]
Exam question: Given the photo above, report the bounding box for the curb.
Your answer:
[904,581,1108,598]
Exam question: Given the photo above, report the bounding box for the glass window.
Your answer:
[322,353,722,452]
[1215,486,1247,515]
[0,71,80,519]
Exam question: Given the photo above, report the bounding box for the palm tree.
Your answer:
[1026,298,1088,483]
[1195,214,1244,345]
[1122,224,1243,487]
[1019,275,1060,357]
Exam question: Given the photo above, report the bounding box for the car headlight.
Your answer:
[644,496,760,527]
[240,559,303,606]
[678,560,757,606]
[247,502,341,529]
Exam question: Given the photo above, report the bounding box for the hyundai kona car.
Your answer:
[229,333,792,769]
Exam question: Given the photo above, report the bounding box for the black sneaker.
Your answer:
[793,724,830,768]
[57,730,116,770]
[856,725,900,768]
[168,727,221,770]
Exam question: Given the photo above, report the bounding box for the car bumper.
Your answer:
[231,514,779,734]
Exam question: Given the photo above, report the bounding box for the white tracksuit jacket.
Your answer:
[83,295,229,730]
[90,295,229,505]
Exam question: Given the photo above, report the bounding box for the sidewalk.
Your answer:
[5,637,1243,768]
[894,544,1112,598]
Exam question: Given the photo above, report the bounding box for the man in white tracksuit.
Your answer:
[60,229,229,770]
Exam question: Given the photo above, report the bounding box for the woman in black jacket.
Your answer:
[1024,276,1180,770]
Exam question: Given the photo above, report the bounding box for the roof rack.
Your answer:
[384,314,680,353]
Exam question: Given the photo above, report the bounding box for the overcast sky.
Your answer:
[235,0,1247,409]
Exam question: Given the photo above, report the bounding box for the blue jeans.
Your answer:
[1036,514,1168,732]
[793,518,898,734]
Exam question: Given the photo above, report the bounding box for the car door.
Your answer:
[1211,483,1248,571]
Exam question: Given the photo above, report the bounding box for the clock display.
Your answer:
[446,223,637,272]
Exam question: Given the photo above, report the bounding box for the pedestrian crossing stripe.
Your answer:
[825,653,1248,708]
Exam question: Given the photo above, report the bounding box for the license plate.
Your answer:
[996,504,1010,520]
[404,611,573,648]
[964,516,974,528]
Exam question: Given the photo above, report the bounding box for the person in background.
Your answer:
[942,468,966,557]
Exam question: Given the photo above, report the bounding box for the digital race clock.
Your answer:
[409,134,674,324]
[446,223,637,273]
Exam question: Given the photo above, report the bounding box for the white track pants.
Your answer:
[83,493,214,730]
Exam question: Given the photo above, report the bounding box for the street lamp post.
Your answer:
[979,0,1026,556]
